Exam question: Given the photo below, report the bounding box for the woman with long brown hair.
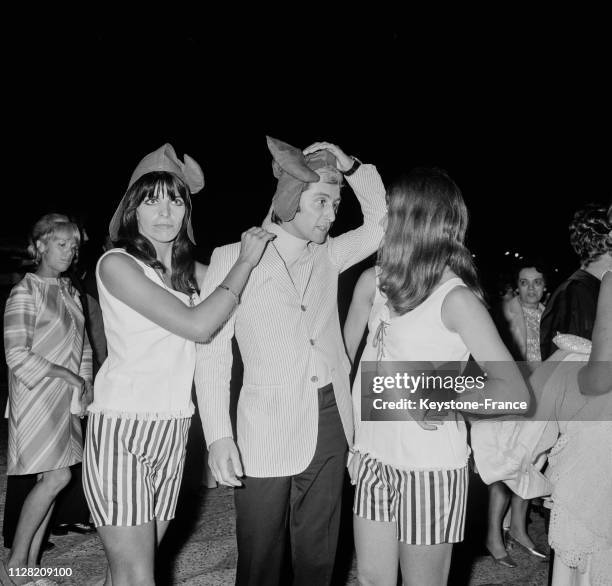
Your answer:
[344,168,528,585]
[81,144,274,586]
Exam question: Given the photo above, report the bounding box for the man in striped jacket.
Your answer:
[195,137,386,586]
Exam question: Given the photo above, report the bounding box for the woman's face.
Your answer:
[37,229,79,274]
[136,184,186,244]
[517,267,545,307]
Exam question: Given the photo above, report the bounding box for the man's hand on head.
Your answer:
[303,142,354,172]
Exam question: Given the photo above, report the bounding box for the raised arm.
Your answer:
[578,271,612,395]
[442,286,530,414]
[343,267,376,364]
[301,143,386,273]
[98,227,274,343]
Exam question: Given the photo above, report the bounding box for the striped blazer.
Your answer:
[195,165,386,477]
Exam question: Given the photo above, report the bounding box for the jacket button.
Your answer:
[311,375,318,383]
[309,339,315,346]
[301,305,307,311]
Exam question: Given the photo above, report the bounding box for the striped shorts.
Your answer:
[83,413,191,527]
[354,454,468,545]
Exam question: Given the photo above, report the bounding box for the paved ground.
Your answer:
[0,417,551,585]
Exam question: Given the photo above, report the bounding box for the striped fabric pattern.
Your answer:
[354,455,468,545]
[195,165,387,477]
[83,412,190,527]
[4,274,92,475]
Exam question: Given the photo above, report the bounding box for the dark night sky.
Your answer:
[5,13,609,293]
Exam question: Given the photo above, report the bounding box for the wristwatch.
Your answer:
[343,156,362,176]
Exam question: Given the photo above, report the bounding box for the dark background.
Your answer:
[3,11,609,295]
[0,14,605,583]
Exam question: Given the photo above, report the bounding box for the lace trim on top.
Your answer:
[372,315,389,362]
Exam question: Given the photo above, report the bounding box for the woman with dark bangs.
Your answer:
[81,144,274,586]
[343,168,528,585]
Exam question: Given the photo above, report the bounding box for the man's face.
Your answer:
[282,180,341,244]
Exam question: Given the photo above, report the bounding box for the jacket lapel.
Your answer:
[257,243,299,299]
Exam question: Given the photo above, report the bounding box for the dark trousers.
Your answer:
[234,384,348,586]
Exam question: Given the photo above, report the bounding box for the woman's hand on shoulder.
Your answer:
[236,227,276,269]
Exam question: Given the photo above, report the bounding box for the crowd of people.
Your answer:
[1,138,610,586]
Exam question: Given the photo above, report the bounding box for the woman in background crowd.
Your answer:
[486,263,549,567]
[509,267,611,585]
[1,214,93,585]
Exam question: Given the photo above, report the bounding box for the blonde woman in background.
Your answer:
[1,214,93,585]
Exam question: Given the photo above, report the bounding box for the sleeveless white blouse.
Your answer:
[353,277,471,470]
[88,249,195,420]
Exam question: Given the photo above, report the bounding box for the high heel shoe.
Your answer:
[485,547,518,568]
[505,531,549,560]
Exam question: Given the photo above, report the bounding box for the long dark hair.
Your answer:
[378,167,483,315]
[114,171,197,295]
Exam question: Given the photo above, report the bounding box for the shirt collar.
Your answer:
[267,222,309,264]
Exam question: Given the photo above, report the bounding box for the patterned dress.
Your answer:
[4,273,92,475]
[522,304,544,363]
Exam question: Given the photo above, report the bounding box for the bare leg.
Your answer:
[27,504,54,567]
[398,542,453,586]
[99,519,171,585]
[97,523,156,586]
[353,515,399,586]
[485,481,510,558]
[6,467,71,581]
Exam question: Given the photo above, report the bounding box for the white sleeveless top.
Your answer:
[88,249,196,420]
[353,276,471,470]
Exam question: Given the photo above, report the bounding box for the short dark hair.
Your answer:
[569,203,612,265]
[513,261,547,287]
